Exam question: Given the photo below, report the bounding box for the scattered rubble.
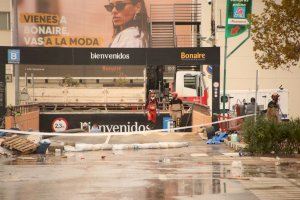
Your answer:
[55,149,62,156]
[48,142,64,153]
[1,133,190,156]
[0,134,52,157]
[0,146,13,157]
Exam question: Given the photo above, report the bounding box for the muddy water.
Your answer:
[0,141,299,200]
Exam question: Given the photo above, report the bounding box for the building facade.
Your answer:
[0,0,299,118]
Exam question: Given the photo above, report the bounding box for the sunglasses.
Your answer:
[104,2,132,12]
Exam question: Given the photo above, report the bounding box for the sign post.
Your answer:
[222,0,252,114]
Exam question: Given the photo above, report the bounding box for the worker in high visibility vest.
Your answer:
[267,93,280,123]
[145,90,159,129]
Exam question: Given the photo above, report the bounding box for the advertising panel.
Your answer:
[17,0,151,48]
[17,0,194,48]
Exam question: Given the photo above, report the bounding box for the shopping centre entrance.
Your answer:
[0,47,220,131]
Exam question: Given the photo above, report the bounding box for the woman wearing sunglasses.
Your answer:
[105,0,149,47]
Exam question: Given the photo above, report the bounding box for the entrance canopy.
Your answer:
[0,47,220,120]
[1,47,220,65]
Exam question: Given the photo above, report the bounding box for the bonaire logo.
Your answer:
[180,52,206,60]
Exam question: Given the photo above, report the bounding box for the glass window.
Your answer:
[0,12,10,30]
[184,74,196,89]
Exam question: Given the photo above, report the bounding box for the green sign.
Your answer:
[225,0,252,38]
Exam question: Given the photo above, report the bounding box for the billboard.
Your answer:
[17,0,150,48]
[16,0,195,48]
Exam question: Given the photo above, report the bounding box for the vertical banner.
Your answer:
[225,0,252,38]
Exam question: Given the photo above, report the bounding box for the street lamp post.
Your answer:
[210,0,216,47]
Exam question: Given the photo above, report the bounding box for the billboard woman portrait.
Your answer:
[105,0,149,47]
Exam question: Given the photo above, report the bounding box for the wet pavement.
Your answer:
[0,138,299,200]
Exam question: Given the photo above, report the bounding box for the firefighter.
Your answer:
[145,90,159,129]
[169,92,184,129]
[267,93,280,123]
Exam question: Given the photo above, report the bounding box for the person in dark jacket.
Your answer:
[245,97,260,115]
[169,92,183,128]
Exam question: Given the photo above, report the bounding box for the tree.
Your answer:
[251,0,300,69]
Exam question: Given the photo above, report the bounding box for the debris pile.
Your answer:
[0,133,51,157]
[1,132,190,156]
[1,135,39,155]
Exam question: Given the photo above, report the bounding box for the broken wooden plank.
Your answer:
[2,135,18,142]
[14,143,36,152]
[4,137,23,145]
[19,143,37,151]
[13,140,31,149]
[3,135,19,144]
[20,145,38,152]
[9,141,26,148]
[4,140,25,149]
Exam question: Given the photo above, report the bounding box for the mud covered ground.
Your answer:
[0,133,299,200]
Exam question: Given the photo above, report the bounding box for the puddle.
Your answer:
[0,146,299,200]
[146,178,227,198]
[2,155,61,165]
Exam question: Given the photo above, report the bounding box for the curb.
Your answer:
[224,139,248,151]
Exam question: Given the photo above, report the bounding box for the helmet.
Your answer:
[271,93,279,100]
